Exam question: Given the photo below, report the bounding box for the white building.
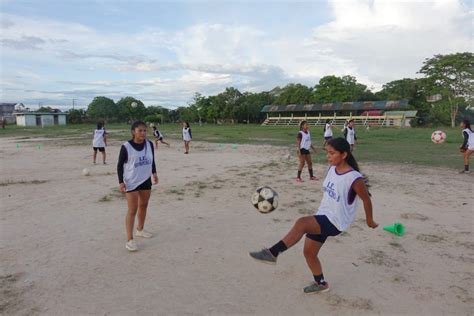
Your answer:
[14,112,67,126]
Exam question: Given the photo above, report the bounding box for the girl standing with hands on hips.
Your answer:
[296,120,318,183]
[250,137,378,294]
[182,121,192,154]
[117,121,159,252]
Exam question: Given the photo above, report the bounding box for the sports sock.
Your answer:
[313,274,327,285]
[297,170,302,178]
[309,169,314,177]
[269,240,288,257]
[465,165,469,171]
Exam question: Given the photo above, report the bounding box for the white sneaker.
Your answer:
[136,229,153,238]
[125,240,138,252]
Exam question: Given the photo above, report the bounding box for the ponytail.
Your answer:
[299,120,307,130]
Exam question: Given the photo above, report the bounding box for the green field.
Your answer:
[0,123,464,169]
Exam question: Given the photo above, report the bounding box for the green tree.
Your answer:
[87,97,117,121]
[116,97,146,123]
[67,108,87,124]
[419,52,474,127]
[312,75,370,103]
[273,83,312,105]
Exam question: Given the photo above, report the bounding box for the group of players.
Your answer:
[91,117,472,294]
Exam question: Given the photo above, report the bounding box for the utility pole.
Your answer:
[72,99,76,109]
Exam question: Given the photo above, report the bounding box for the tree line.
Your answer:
[67,52,472,127]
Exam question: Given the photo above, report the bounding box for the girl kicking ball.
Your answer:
[296,120,317,182]
[459,119,474,174]
[182,121,192,154]
[92,121,107,164]
[152,126,170,148]
[117,121,159,252]
[250,137,378,294]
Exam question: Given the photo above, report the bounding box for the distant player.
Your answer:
[117,121,159,252]
[323,119,333,147]
[92,121,107,164]
[182,121,192,154]
[459,119,474,174]
[249,137,378,294]
[152,126,170,148]
[343,119,357,152]
[296,120,318,182]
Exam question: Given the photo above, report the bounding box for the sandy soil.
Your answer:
[1,136,473,315]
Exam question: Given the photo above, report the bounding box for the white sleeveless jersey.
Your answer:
[182,128,191,141]
[462,128,474,149]
[316,166,364,231]
[324,124,333,137]
[123,140,153,191]
[346,127,355,145]
[92,129,105,147]
[299,131,312,150]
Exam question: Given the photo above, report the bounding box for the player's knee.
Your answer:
[303,247,316,259]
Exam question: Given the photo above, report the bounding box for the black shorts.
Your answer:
[306,215,341,244]
[300,148,310,155]
[156,137,163,141]
[93,147,105,152]
[127,177,152,192]
[324,136,332,140]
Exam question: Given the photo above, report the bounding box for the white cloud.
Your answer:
[1,1,472,107]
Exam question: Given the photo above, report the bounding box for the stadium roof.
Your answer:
[261,100,409,113]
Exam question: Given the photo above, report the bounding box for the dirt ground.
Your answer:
[0,136,473,315]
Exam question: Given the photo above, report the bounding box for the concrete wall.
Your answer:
[58,115,66,125]
[16,114,67,126]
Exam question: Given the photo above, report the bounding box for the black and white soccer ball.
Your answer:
[251,186,279,214]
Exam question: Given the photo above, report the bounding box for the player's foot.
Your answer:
[296,177,303,183]
[125,240,138,252]
[184,152,188,154]
[303,282,329,294]
[459,170,471,174]
[136,229,153,238]
[309,176,319,181]
[103,162,107,165]
[249,248,277,265]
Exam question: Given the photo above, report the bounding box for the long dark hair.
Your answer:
[327,137,359,172]
[327,137,371,195]
[97,121,103,129]
[462,119,472,131]
[299,120,307,130]
[183,121,190,128]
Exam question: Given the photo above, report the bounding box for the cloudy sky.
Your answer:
[0,0,472,109]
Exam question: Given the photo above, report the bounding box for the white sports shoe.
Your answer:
[125,240,138,252]
[136,229,153,238]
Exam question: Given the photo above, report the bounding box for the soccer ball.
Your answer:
[251,186,279,214]
[82,168,90,176]
[131,102,138,108]
[431,130,446,144]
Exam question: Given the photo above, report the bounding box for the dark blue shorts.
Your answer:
[300,148,310,155]
[306,215,341,244]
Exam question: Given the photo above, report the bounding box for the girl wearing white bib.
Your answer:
[250,137,378,294]
[323,119,333,146]
[459,119,474,174]
[92,122,107,164]
[296,121,318,182]
[182,121,192,154]
[343,119,357,152]
[117,121,159,252]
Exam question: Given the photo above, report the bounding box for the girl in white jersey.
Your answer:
[250,137,378,294]
[343,119,357,152]
[323,119,333,147]
[296,121,317,182]
[152,126,170,148]
[92,121,107,164]
[459,119,474,174]
[117,121,159,252]
[182,121,192,154]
